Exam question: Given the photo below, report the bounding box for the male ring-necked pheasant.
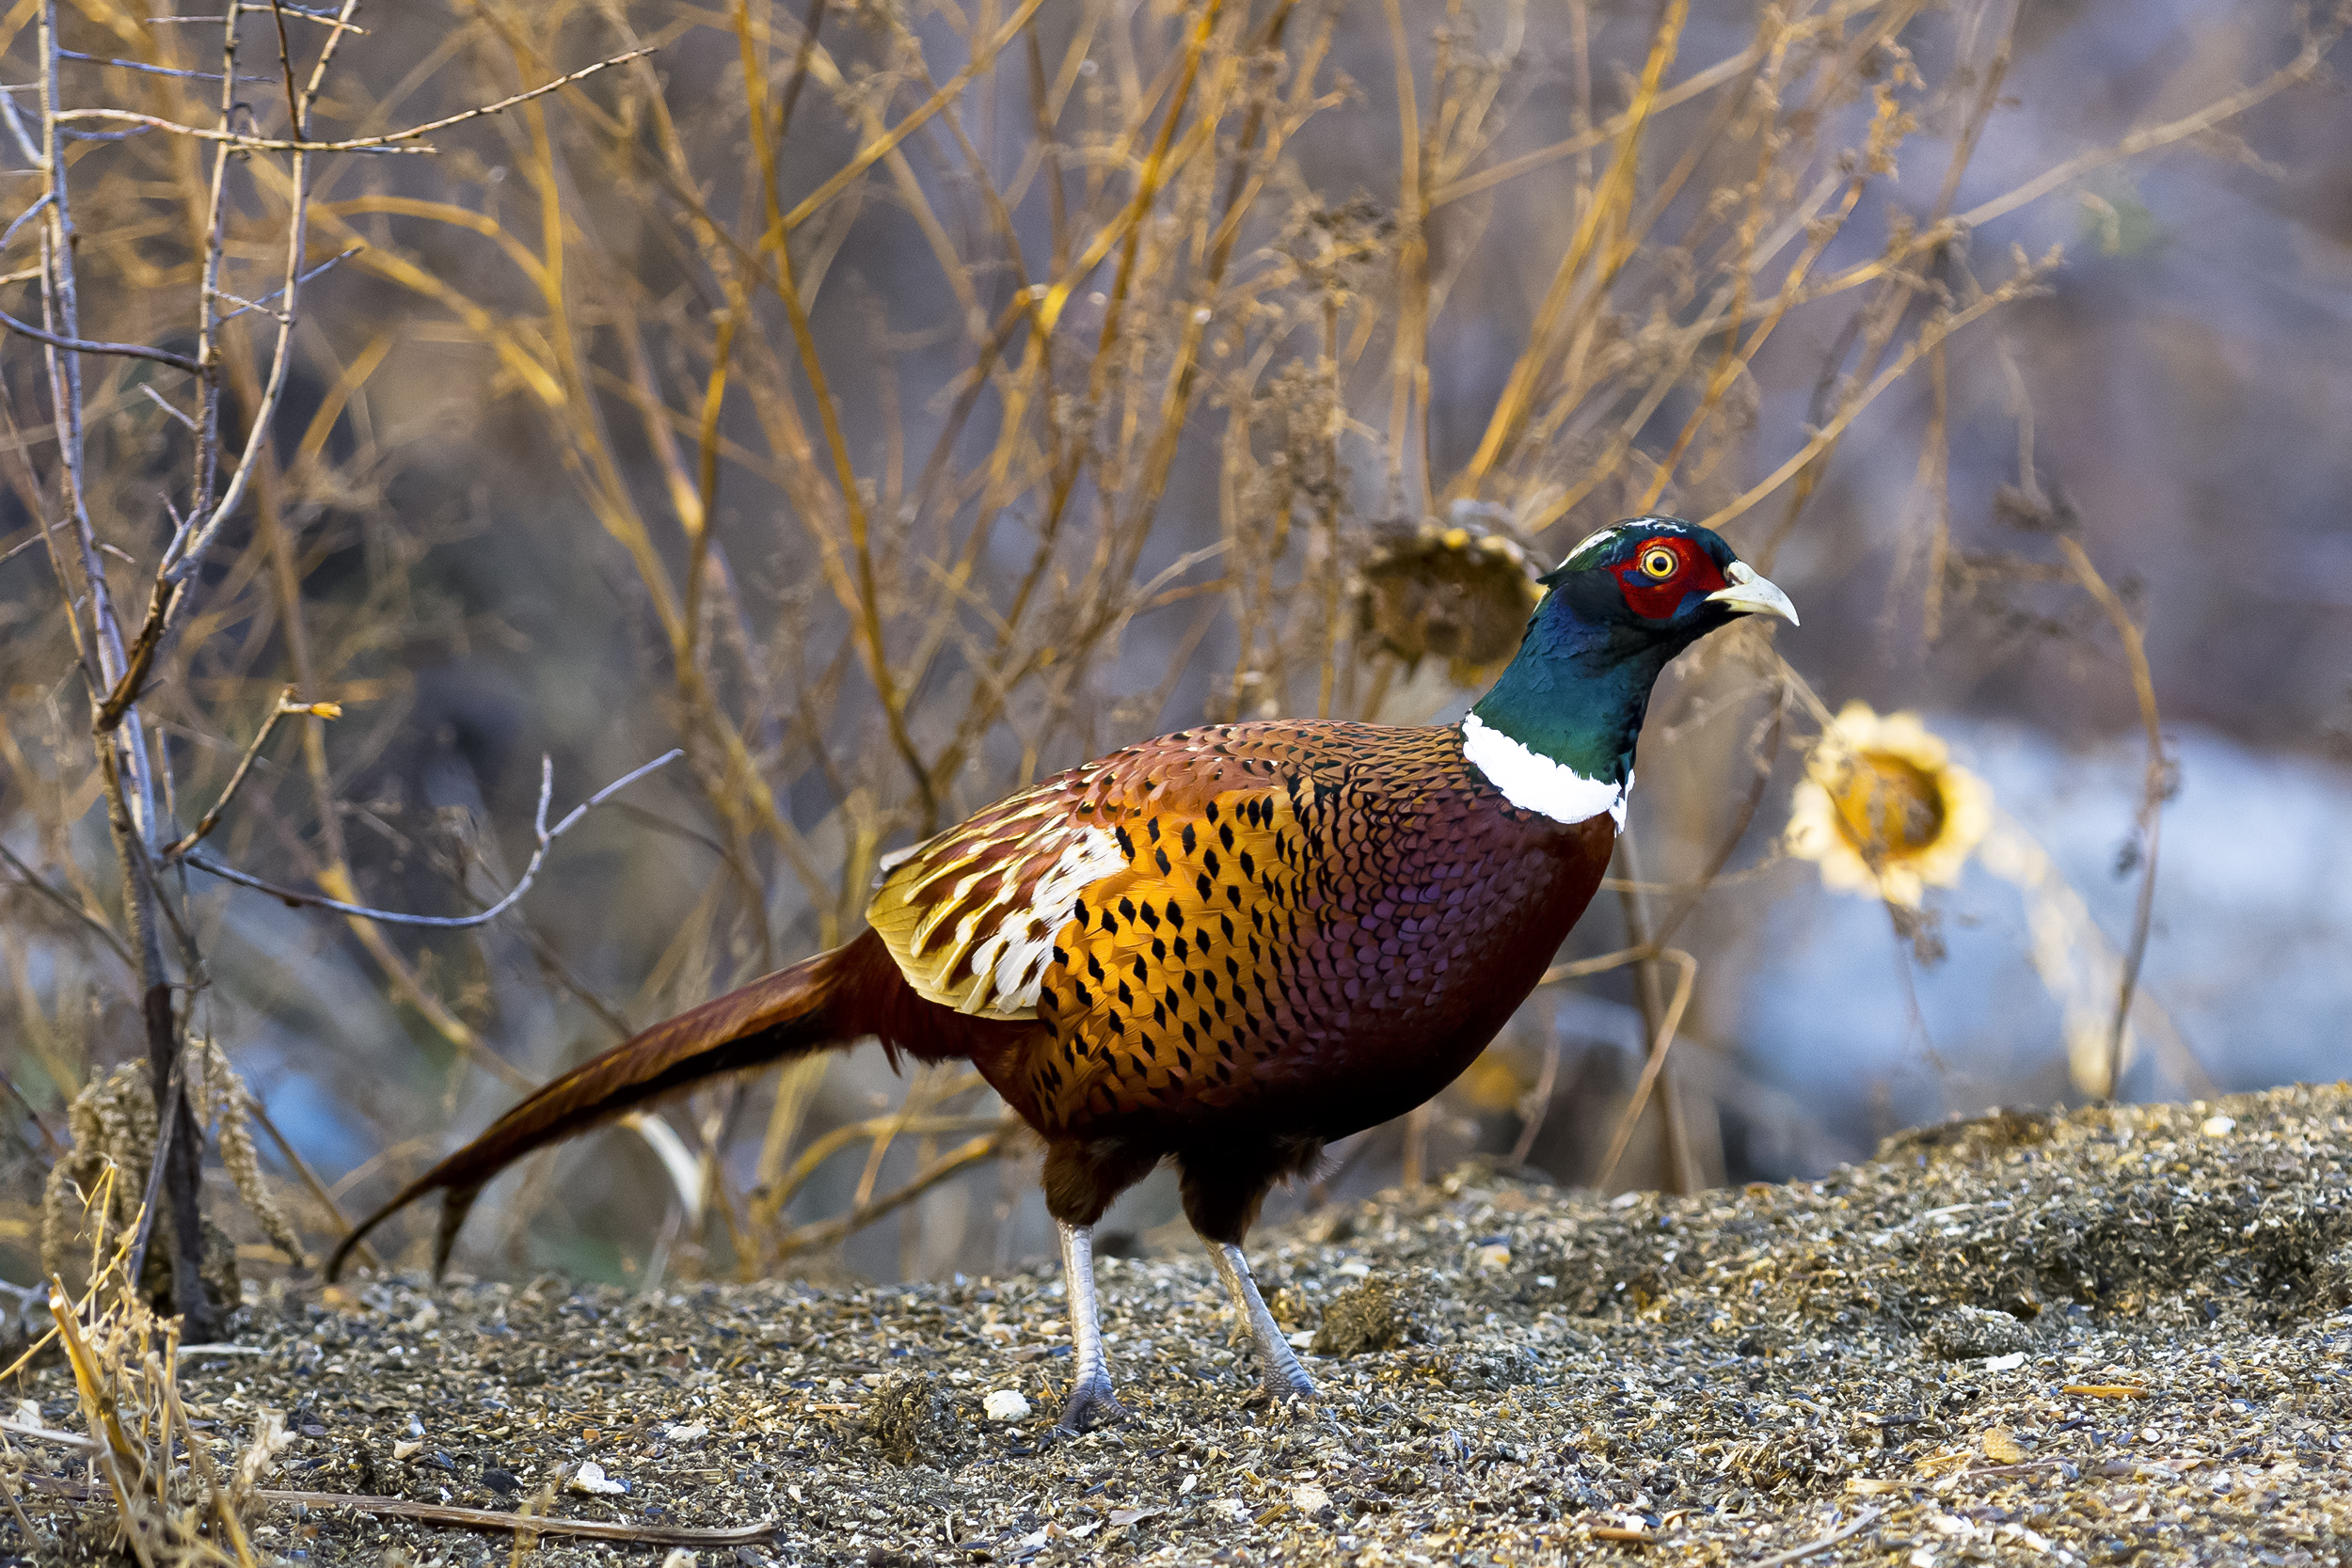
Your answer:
[330,517,1794,1432]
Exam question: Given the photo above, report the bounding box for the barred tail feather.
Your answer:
[326,932,880,1282]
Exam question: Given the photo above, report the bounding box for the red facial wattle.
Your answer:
[1613,535,1728,620]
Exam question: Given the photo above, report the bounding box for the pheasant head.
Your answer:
[1464,516,1797,825]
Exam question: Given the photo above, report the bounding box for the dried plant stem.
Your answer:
[1593,948,1699,1191]
[776,0,1048,236]
[46,1283,156,1568]
[164,1374,257,1568]
[1703,268,2051,536]
[1752,1506,1883,1567]
[1613,832,1696,1195]
[2058,536,2165,1101]
[1509,1035,1565,1166]
[761,1112,1004,1233]
[772,1125,1018,1259]
[1452,0,1687,498]
[252,1491,777,1545]
[1381,0,1427,506]
[1952,23,2340,235]
[850,1066,978,1210]
[1431,0,1887,208]
[1538,944,1659,986]
[739,16,935,831]
[241,1089,381,1274]
[0,1460,37,1547]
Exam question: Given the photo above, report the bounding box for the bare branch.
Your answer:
[159,31,326,593]
[0,87,40,166]
[252,1491,775,1546]
[122,1051,187,1287]
[154,6,366,24]
[139,384,197,429]
[263,1,305,148]
[0,306,199,371]
[2,192,50,248]
[0,836,134,970]
[52,48,652,155]
[160,686,333,859]
[215,244,359,324]
[55,49,268,84]
[183,749,683,927]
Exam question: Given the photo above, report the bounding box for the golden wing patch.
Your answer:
[1025,786,1314,1124]
[866,795,1124,1020]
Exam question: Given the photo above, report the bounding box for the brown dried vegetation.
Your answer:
[0,8,2346,1556]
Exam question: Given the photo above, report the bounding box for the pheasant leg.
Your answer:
[1209,1242,1316,1401]
[1053,1220,1124,1433]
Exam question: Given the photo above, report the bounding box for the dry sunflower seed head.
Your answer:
[1352,518,1542,685]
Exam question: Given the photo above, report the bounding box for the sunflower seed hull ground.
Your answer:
[24,1084,2351,1565]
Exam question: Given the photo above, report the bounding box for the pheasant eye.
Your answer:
[1638,545,1678,579]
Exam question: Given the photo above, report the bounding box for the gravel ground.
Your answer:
[18,1083,2352,1567]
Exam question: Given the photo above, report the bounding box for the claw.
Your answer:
[1265,1363,1317,1402]
[1053,1373,1127,1436]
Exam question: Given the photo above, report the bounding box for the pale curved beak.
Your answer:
[1707,560,1799,626]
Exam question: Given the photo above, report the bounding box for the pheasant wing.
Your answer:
[870,722,1496,1134]
[865,728,1295,1022]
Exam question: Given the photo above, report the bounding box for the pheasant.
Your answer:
[328,517,1794,1432]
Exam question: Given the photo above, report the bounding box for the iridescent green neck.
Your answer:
[1467,594,1675,787]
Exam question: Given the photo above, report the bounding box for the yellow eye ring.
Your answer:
[1639,546,1678,579]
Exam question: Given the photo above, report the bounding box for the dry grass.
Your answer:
[0,0,2344,1323]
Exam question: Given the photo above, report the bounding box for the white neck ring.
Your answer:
[1460,713,1629,828]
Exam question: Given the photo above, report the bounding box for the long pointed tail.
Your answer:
[327,932,882,1282]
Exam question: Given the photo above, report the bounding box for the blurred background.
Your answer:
[3,0,2348,1291]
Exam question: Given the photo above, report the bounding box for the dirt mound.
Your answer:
[1310,1275,1429,1357]
[858,1370,971,1467]
[15,1083,2348,1565]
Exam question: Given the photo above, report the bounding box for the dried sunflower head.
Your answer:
[1786,701,1992,909]
[1353,517,1543,686]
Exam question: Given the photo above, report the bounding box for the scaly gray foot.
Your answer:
[1209,1240,1319,1402]
[1051,1219,1124,1436]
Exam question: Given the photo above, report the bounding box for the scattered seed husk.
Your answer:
[8,1084,2347,1565]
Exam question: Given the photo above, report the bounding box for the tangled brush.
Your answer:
[41,1040,303,1309]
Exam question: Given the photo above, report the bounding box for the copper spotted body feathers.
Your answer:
[328,517,1797,1435]
[872,722,1608,1141]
